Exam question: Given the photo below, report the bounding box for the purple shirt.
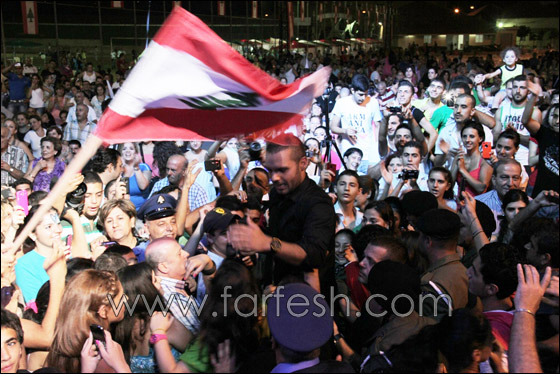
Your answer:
[32,158,66,192]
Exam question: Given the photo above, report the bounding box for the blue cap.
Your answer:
[137,194,177,221]
[267,283,333,352]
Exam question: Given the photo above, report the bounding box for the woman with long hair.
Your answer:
[428,166,457,211]
[362,200,397,236]
[497,189,529,244]
[46,269,127,373]
[451,121,493,197]
[27,74,45,114]
[118,142,152,209]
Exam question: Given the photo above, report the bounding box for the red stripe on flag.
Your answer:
[111,1,123,8]
[21,1,38,35]
[251,1,258,18]
[287,2,294,47]
[300,1,304,22]
[152,7,302,101]
[96,107,303,143]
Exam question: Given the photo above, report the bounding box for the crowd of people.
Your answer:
[1,41,559,373]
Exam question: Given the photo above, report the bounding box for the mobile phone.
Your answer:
[90,324,106,347]
[204,159,221,172]
[121,177,130,194]
[481,142,492,159]
[326,163,337,175]
[15,190,29,215]
[101,241,117,247]
[458,178,466,202]
[66,234,73,247]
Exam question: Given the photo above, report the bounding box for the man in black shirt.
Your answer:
[228,134,336,292]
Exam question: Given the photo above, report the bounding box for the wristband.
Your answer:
[514,308,535,317]
[333,333,344,344]
[149,334,168,344]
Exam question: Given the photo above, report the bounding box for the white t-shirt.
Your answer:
[331,95,383,165]
[498,102,531,166]
[29,88,44,109]
[23,130,44,159]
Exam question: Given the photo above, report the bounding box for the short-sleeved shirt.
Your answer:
[6,73,30,100]
[332,95,383,164]
[148,177,209,212]
[63,121,97,146]
[498,102,531,166]
[61,215,103,251]
[23,130,45,159]
[129,163,152,209]
[430,106,453,133]
[1,145,29,186]
[31,157,66,192]
[15,250,50,303]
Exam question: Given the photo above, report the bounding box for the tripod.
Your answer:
[319,95,347,170]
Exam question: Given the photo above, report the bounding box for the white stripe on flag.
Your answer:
[109,42,318,118]
[251,1,258,18]
[111,1,123,8]
[22,1,38,35]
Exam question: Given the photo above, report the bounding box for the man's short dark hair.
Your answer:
[336,169,360,185]
[266,136,305,162]
[28,190,48,206]
[479,243,523,300]
[358,175,376,196]
[215,195,244,212]
[68,139,82,148]
[452,75,473,86]
[430,77,446,88]
[398,80,415,92]
[449,81,470,93]
[105,244,135,257]
[368,236,407,264]
[343,147,363,159]
[512,75,527,84]
[1,309,24,344]
[351,74,369,92]
[83,171,103,185]
[402,140,423,153]
[456,93,476,108]
[395,124,413,135]
[498,128,521,149]
[11,178,33,190]
[532,221,559,268]
[85,148,121,174]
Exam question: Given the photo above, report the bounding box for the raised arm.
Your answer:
[378,116,389,158]
[520,81,543,136]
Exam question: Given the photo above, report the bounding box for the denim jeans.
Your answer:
[8,101,28,115]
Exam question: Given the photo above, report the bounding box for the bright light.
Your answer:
[362,10,366,14]
[378,22,382,25]
[470,5,475,9]
[454,8,460,14]
[296,37,299,40]
[498,22,504,28]
[264,13,269,17]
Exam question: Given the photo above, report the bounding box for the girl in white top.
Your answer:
[27,74,45,114]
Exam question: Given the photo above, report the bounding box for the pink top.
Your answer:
[457,158,485,197]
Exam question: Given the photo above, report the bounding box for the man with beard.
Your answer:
[148,154,209,212]
[434,94,494,168]
[495,75,542,170]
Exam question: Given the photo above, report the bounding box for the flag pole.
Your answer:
[11,135,104,251]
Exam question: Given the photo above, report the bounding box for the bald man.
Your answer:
[148,154,210,211]
[146,238,215,337]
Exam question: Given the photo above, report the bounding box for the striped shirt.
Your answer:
[159,276,201,333]
[61,215,104,252]
[148,177,210,211]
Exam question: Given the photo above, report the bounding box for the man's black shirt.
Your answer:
[264,176,336,288]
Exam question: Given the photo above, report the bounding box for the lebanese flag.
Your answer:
[287,2,294,46]
[218,1,226,16]
[300,1,304,21]
[95,7,330,144]
[21,1,38,35]
[111,1,123,8]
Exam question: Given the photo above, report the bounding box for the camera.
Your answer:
[446,98,455,108]
[305,150,315,158]
[65,182,87,213]
[398,169,419,180]
[204,159,222,172]
[248,142,262,162]
[388,106,402,113]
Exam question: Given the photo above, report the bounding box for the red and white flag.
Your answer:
[318,3,323,22]
[218,1,225,16]
[95,7,330,143]
[111,1,123,8]
[251,1,258,19]
[21,1,38,35]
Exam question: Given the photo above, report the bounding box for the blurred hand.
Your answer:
[96,330,131,373]
[90,235,109,261]
[533,190,559,208]
[185,254,213,279]
[150,311,174,333]
[211,339,236,374]
[43,242,68,281]
[80,332,101,373]
[344,245,358,263]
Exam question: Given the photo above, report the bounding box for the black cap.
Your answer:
[401,190,438,218]
[367,260,421,315]
[203,207,240,234]
[416,209,461,240]
[137,194,177,221]
[267,283,333,352]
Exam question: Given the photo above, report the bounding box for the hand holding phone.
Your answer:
[15,190,29,215]
[481,142,492,159]
[204,159,221,172]
[90,324,106,348]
